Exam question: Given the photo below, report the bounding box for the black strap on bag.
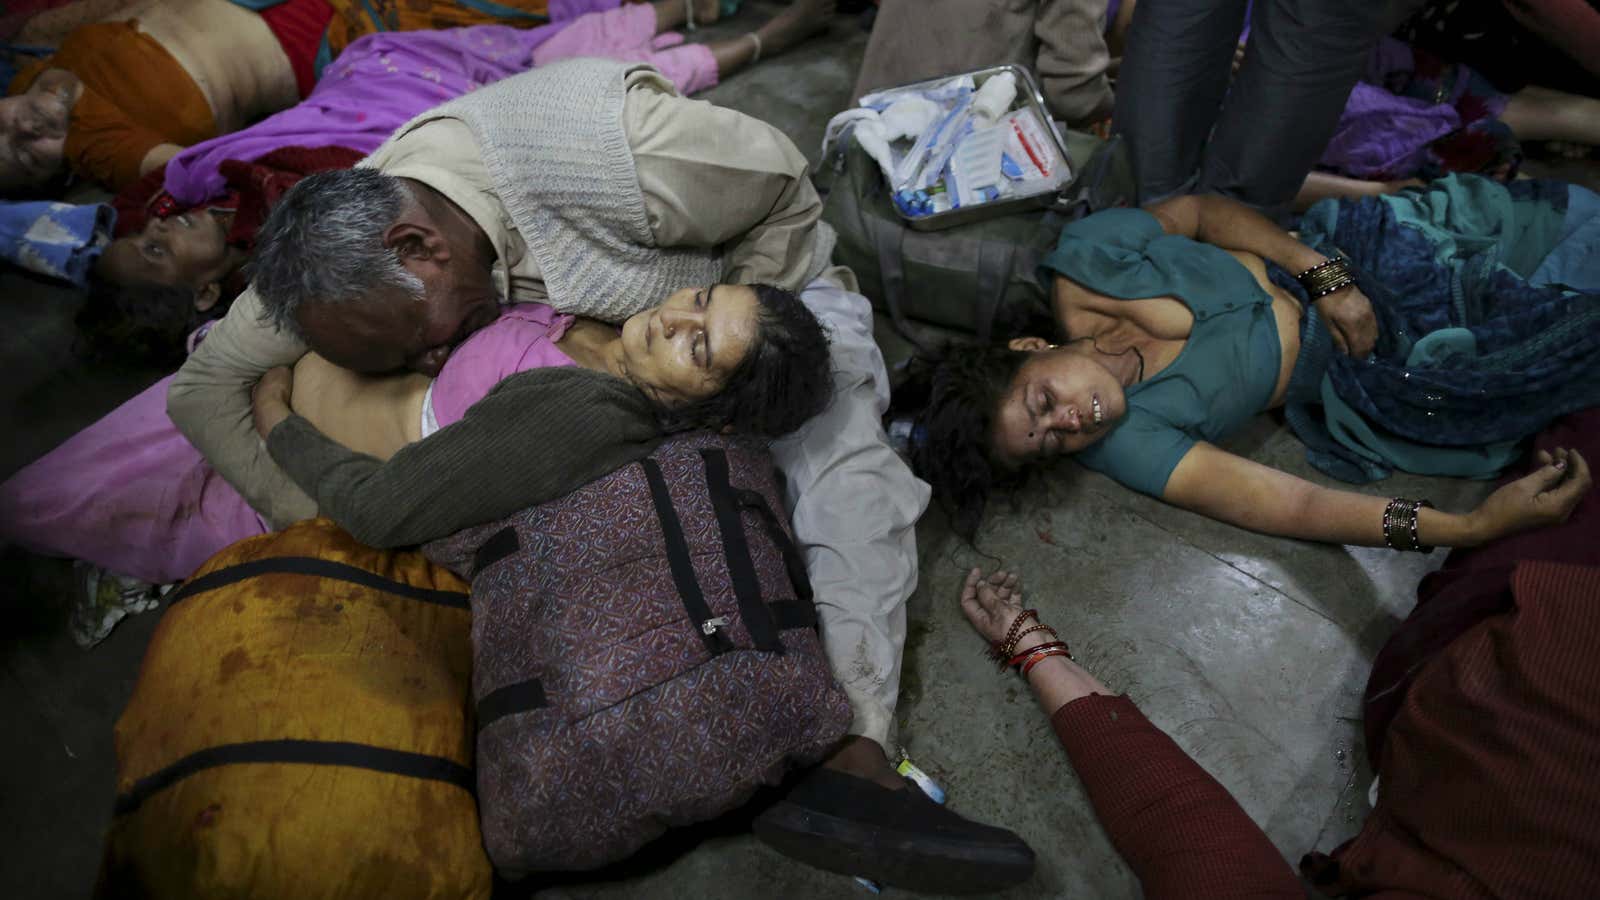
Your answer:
[733,489,814,606]
[472,526,520,576]
[475,678,548,732]
[734,487,819,632]
[167,557,469,610]
[114,739,475,816]
[642,458,733,656]
[867,213,927,351]
[973,238,1016,345]
[701,450,784,654]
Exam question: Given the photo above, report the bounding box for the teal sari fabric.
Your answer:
[1286,174,1600,483]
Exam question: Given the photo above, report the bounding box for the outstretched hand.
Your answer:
[957,567,1025,645]
[251,366,294,440]
[1470,447,1592,544]
[1314,284,1378,358]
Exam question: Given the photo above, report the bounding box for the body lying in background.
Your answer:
[73,0,835,366]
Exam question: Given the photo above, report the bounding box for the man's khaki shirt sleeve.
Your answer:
[623,81,823,292]
[1035,0,1115,127]
[166,283,318,529]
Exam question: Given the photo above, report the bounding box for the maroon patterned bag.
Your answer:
[424,432,852,878]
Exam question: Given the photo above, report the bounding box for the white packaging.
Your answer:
[948,125,1007,207]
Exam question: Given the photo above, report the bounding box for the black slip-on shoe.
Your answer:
[752,768,1035,894]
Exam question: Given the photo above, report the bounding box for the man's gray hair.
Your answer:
[251,168,425,337]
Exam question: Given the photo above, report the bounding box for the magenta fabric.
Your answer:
[429,303,576,430]
[163,0,622,206]
[531,1,720,95]
[0,375,267,584]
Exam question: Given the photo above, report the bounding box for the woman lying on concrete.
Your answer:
[896,174,1597,545]
[1,0,833,194]
[0,281,830,610]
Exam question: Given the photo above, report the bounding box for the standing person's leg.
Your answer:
[1112,0,1252,203]
[756,270,1035,893]
[1199,0,1392,211]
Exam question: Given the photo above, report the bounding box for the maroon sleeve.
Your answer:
[1051,694,1303,900]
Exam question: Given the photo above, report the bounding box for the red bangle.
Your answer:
[1006,640,1068,670]
[1021,646,1072,677]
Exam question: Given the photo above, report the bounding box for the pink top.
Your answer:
[425,303,577,434]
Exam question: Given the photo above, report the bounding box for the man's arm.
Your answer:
[623,78,824,293]
[167,284,317,529]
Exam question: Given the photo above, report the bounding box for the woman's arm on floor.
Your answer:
[958,570,1305,900]
[1162,441,1592,548]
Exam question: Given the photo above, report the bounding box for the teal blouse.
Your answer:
[1039,209,1283,497]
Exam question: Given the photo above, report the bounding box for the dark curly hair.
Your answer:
[890,343,1032,539]
[74,275,222,369]
[656,283,833,439]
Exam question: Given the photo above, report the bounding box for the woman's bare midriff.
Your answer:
[290,354,432,462]
[132,0,297,133]
[1052,248,1303,409]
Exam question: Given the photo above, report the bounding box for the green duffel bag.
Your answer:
[821,129,1134,345]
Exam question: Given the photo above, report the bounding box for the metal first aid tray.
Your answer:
[860,63,1076,232]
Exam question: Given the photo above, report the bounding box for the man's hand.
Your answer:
[1314,284,1378,358]
[251,366,294,439]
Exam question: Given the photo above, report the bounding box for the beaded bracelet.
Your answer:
[1381,497,1435,552]
[987,608,1040,665]
[1297,257,1355,300]
[1011,623,1056,650]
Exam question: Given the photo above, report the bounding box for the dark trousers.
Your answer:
[1112,0,1400,213]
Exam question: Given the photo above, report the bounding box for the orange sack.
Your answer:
[97,518,492,900]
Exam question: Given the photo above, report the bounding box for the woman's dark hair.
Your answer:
[890,343,1031,539]
[656,283,833,438]
[74,274,225,369]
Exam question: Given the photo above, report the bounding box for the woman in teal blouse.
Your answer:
[900,175,1598,549]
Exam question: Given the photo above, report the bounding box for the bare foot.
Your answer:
[754,0,836,56]
[820,735,906,791]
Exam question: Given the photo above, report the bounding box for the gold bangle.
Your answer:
[1297,257,1353,298]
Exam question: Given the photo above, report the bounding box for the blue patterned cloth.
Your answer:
[1284,174,1600,482]
[1,200,115,287]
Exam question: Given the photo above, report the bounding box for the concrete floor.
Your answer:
[0,3,1529,897]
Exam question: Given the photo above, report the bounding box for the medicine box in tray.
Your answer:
[855,64,1075,232]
